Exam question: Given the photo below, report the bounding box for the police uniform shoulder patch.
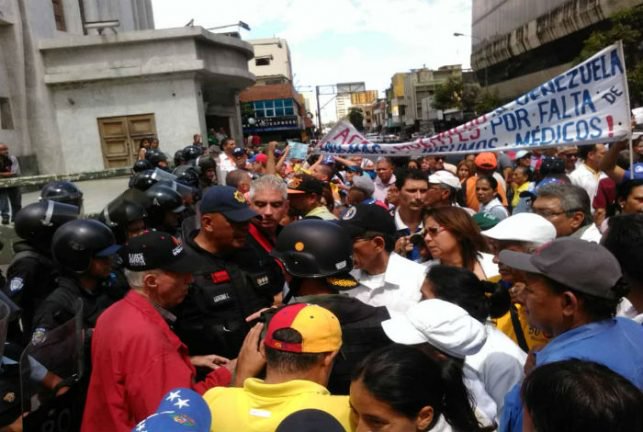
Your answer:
[234,190,246,203]
[9,277,24,293]
[31,328,47,345]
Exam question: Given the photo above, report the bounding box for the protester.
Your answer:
[216,137,238,185]
[422,206,498,279]
[132,388,211,432]
[603,214,643,323]
[0,144,21,224]
[425,170,461,209]
[203,303,353,431]
[287,174,337,220]
[82,231,232,431]
[499,237,643,431]
[393,169,428,262]
[510,166,532,212]
[225,169,252,193]
[271,219,390,394]
[521,359,643,432]
[380,299,495,428]
[558,146,579,174]
[423,265,525,419]
[530,183,601,242]
[481,213,556,351]
[373,157,396,201]
[338,204,425,314]
[569,144,607,205]
[476,175,509,220]
[465,153,509,211]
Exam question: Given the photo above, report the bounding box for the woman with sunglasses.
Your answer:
[422,207,498,280]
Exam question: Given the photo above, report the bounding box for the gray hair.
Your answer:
[536,183,592,227]
[124,268,160,290]
[225,170,252,188]
[249,174,288,200]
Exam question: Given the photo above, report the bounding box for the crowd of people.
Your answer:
[0,127,642,432]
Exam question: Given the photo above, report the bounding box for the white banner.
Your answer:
[319,42,631,157]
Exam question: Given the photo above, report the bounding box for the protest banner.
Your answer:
[287,141,309,160]
[319,42,631,157]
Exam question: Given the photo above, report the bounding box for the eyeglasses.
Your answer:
[425,226,445,236]
[532,208,580,218]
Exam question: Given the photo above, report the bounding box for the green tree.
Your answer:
[348,107,365,131]
[432,77,488,114]
[577,6,643,105]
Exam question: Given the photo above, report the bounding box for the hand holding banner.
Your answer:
[320,42,631,157]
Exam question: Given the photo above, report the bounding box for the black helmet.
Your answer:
[129,170,158,191]
[174,149,187,166]
[145,149,168,166]
[271,220,357,287]
[197,156,217,171]
[51,219,119,273]
[144,184,185,214]
[99,199,148,228]
[133,159,153,173]
[40,181,84,208]
[176,167,200,189]
[183,145,204,161]
[15,200,80,251]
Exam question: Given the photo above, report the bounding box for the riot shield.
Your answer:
[20,299,84,432]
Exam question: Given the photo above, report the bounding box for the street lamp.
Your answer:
[207,21,251,32]
[453,32,488,88]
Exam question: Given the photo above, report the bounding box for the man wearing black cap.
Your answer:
[287,174,337,220]
[173,186,275,359]
[82,231,232,432]
[498,237,643,432]
[338,204,425,314]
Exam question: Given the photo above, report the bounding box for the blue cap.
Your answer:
[199,186,258,222]
[132,388,211,432]
[622,162,643,181]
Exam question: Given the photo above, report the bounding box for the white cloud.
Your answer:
[151,0,473,120]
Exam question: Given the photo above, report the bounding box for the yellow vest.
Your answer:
[204,378,353,432]
[493,304,549,351]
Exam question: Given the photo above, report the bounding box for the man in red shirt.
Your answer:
[81,231,232,432]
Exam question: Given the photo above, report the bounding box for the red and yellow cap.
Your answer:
[264,304,342,353]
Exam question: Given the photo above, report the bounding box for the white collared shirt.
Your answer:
[373,174,396,202]
[569,163,607,207]
[217,153,237,185]
[346,252,425,314]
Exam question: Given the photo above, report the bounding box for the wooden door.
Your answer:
[98,114,156,168]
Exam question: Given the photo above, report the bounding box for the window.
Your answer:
[51,0,66,31]
[252,99,296,118]
[255,58,271,66]
[0,98,14,130]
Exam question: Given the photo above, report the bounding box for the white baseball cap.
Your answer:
[381,299,486,359]
[428,170,461,190]
[515,150,532,159]
[482,213,556,245]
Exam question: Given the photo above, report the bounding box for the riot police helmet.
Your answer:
[40,181,84,208]
[51,219,120,274]
[270,219,358,289]
[183,145,204,162]
[176,167,200,189]
[133,159,153,173]
[129,170,158,191]
[145,148,168,166]
[197,156,217,171]
[144,184,185,214]
[14,200,80,250]
[173,149,187,167]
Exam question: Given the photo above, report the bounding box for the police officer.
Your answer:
[197,156,217,188]
[182,144,204,163]
[173,186,274,359]
[270,219,391,394]
[3,200,79,344]
[129,169,158,191]
[132,159,153,173]
[40,180,84,209]
[145,148,170,171]
[143,183,185,236]
[31,219,121,343]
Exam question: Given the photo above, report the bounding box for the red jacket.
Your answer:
[81,291,231,432]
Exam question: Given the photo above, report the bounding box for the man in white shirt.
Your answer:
[372,157,396,202]
[338,203,425,314]
[216,138,238,186]
[569,143,607,206]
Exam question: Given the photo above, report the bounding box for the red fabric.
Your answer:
[81,291,231,432]
[249,223,285,272]
[593,177,616,210]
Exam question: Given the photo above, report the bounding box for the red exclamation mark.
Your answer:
[606,115,614,137]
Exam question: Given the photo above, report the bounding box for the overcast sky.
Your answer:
[151,0,473,121]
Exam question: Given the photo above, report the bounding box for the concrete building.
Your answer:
[0,0,254,174]
[471,0,643,99]
[247,38,292,82]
